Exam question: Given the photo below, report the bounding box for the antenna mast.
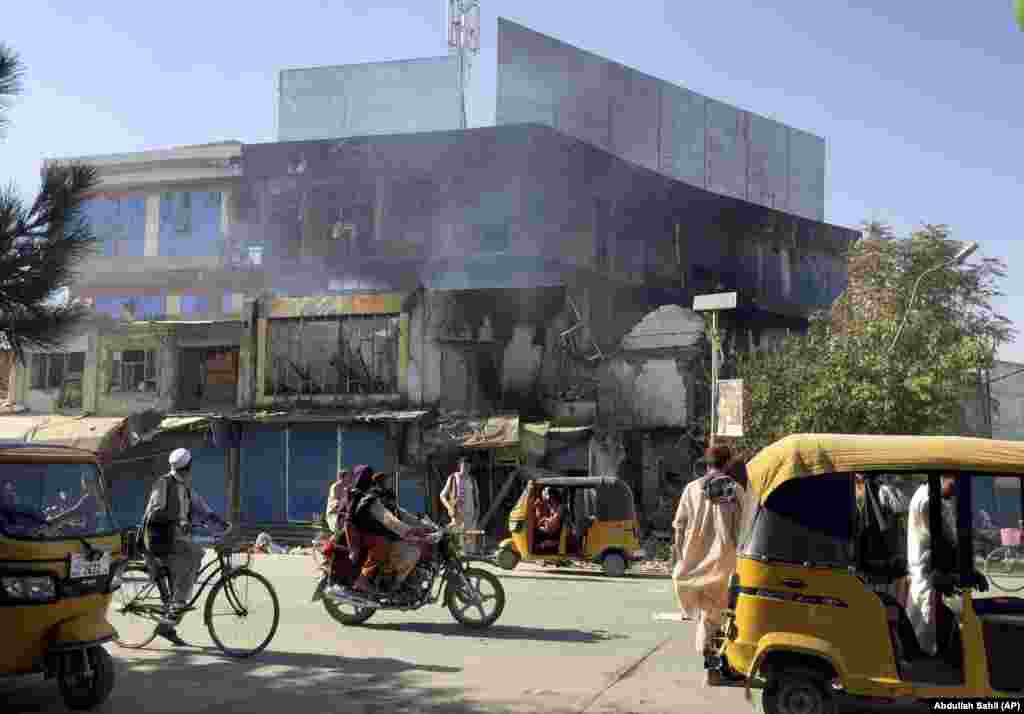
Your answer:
[448,0,480,129]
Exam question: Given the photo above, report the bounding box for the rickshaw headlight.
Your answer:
[1,575,57,601]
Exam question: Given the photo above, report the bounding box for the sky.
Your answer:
[3,1,1023,358]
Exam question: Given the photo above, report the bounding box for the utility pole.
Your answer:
[448,0,481,129]
[694,292,737,446]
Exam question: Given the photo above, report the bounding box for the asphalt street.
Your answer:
[7,554,1015,713]
[4,554,756,714]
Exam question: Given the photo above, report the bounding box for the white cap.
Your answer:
[169,448,192,470]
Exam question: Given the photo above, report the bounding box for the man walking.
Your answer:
[440,457,480,551]
[672,445,745,655]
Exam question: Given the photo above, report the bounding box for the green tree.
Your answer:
[732,222,1014,455]
[0,43,98,362]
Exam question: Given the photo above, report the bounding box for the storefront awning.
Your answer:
[227,409,432,424]
[0,415,131,456]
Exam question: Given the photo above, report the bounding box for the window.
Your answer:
[109,349,157,393]
[30,352,86,390]
[176,191,192,233]
[266,314,400,397]
[741,475,855,567]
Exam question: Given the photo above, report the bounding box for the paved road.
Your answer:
[10,555,1018,713]
[4,555,758,714]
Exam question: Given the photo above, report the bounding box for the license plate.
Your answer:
[70,552,110,579]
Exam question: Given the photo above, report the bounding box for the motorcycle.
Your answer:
[310,516,506,629]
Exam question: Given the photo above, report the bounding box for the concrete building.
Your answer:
[18,18,861,535]
[495,19,826,221]
[277,56,462,142]
[44,142,255,321]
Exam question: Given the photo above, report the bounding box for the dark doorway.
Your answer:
[177,347,239,411]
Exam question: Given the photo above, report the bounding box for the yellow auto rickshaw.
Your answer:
[1,442,127,710]
[706,434,1024,712]
[495,470,646,577]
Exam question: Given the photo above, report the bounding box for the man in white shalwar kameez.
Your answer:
[906,475,958,656]
[672,445,745,654]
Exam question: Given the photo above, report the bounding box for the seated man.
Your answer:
[535,488,565,554]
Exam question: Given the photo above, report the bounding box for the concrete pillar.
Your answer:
[144,193,161,257]
[226,441,242,526]
[641,433,659,521]
[237,300,258,409]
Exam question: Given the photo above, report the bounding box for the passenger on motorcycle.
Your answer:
[340,467,430,601]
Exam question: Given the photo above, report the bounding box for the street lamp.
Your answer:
[888,241,978,353]
[693,291,738,444]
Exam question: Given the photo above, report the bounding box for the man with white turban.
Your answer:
[142,447,229,645]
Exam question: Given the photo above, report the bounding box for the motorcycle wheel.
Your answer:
[322,596,377,626]
[58,645,116,711]
[445,567,505,629]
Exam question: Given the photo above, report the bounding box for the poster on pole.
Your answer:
[716,379,744,437]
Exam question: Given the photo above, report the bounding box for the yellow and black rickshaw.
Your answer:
[705,434,1024,712]
[1,442,127,710]
[495,471,646,577]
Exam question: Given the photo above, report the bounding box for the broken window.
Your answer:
[266,314,400,397]
[30,352,86,390]
[109,349,157,393]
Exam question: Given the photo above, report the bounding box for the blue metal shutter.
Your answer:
[288,425,337,522]
[240,425,286,523]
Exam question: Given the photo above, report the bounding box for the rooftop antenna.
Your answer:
[448,0,480,129]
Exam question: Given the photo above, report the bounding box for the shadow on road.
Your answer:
[0,649,501,714]
[363,621,628,643]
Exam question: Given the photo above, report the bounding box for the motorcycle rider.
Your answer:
[333,467,430,604]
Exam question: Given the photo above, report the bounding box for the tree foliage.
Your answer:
[732,222,1014,455]
[0,43,98,362]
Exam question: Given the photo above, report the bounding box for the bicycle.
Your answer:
[984,523,1024,593]
[110,526,281,657]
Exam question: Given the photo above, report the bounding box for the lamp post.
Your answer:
[882,241,978,431]
[694,291,738,445]
[888,242,978,354]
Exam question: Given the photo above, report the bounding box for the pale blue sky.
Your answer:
[4,1,1023,358]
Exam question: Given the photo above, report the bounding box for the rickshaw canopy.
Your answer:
[748,433,1024,505]
[0,441,101,465]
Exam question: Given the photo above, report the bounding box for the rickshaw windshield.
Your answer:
[0,462,117,540]
[739,474,856,568]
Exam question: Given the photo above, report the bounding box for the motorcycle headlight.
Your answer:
[1,575,57,602]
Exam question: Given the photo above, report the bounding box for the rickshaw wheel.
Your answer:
[762,668,836,714]
[496,547,520,570]
[58,645,115,711]
[602,553,626,577]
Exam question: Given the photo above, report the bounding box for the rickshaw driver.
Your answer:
[141,448,230,645]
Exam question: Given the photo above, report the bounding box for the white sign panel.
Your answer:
[693,292,738,311]
[716,379,744,437]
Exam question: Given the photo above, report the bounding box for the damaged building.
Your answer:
[10,17,860,537]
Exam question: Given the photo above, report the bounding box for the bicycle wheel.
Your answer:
[985,547,1024,592]
[204,568,280,658]
[109,563,161,649]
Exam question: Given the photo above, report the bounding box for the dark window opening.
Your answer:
[110,349,157,393]
[31,352,86,391]
[266,314,400,397]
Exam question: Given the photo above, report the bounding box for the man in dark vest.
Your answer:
[348,468,428,599]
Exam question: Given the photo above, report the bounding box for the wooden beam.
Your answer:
[477,466,522,533]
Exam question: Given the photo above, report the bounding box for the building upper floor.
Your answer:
[47,123,856,329]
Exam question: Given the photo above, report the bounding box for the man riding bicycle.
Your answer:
[141,448,230,645]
